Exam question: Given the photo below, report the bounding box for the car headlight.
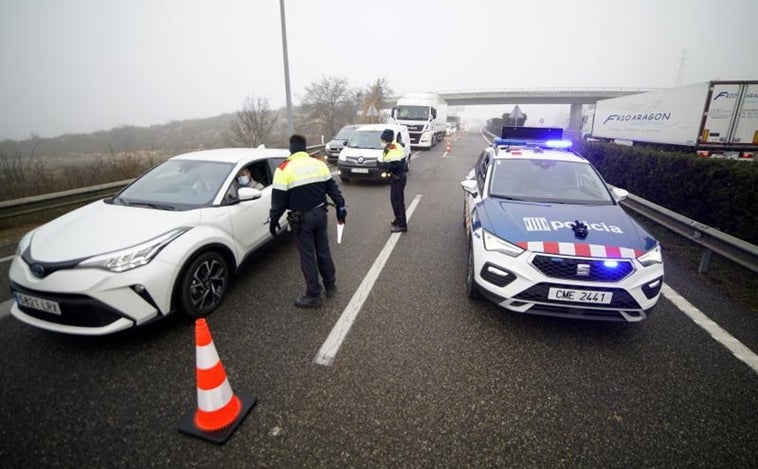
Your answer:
[16,230,35,256]
[482,230,524,257]
[325,143,331,152]
[78,227,191,272]
[637,244,663,267]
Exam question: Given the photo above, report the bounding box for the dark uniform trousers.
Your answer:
[294,205,335,297]
[390,172,407,229]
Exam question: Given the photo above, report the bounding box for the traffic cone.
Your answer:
[178,318,256,444]
[446,141,451,152]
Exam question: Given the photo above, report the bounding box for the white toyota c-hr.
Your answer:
[9,147,291,335]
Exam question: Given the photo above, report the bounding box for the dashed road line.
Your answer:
[313,194,423,366]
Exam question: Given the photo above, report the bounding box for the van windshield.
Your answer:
[347,130,385,149]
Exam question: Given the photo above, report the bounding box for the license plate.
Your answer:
[14,292,62,315]
[547,288,613,304]
[351,168,369,174]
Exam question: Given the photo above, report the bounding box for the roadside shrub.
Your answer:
[578,141,758,245]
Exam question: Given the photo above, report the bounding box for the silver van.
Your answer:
[324,124,361,162]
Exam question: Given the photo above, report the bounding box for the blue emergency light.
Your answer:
[494,127,572,150]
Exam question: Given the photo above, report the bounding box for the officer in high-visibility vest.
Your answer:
[270,134,347,308]
[379,129,407,232]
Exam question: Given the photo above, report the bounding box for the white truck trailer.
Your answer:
[391,93,448,149]
[589,81,758,158]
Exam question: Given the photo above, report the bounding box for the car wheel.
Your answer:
[178,251,229,318]
[466,242,481,300]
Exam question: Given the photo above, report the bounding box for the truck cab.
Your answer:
[391,93,448,149]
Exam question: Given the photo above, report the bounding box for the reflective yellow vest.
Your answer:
[382,143,405,163]
[272,151,332,190]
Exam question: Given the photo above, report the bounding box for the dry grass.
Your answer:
[0,150,169,201]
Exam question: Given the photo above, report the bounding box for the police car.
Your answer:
[461,127,664,322]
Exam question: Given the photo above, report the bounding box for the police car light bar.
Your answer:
[493,138,572,149]
[495,127,571,150]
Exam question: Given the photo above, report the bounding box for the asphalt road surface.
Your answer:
[1,132,756,468]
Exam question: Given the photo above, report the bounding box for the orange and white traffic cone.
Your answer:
[446,141,451,152]
[178,318,256,444]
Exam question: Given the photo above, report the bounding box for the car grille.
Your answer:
[514,283,642,309]
[531,255,634,282]
[525,304,642,321]
[345,156,378,167]
[404,124,425,132]
[11,283,128,328]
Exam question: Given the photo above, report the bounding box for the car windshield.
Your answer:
[115,159,235,209]
[347,130,384,149]
[489,159,613,204]
[334,126,358,140]
[397,105,429,120]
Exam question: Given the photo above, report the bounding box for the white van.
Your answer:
[337,124,411,183]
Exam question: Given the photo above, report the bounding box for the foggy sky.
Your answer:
[1,0,757,140]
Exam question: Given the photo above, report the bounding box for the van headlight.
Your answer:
[78,228,190,272]
[637,244,663,267]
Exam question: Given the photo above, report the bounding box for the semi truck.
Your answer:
[391,93,448,149]
[587,80,758,158]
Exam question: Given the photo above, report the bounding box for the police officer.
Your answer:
[379,129,407,232]
[270,134,347,308]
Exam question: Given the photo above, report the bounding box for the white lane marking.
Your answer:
[662,284,758,374]
[314,194,423,367]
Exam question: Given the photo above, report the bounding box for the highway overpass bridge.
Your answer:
[390,88,657,137]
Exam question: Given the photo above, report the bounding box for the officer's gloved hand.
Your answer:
[270,221,281,236]
[336,206,347,223]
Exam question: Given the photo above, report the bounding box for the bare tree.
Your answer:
[230,96,278,147]
[300,76,359,138]
[359,78,393,123]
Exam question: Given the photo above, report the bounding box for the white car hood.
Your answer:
[28,200,201,262]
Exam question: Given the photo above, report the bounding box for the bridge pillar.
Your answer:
[566,103,583,141]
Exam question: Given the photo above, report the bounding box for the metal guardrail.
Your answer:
[0,179,134,222]
[479,127,758,274]
[619,193,758,274]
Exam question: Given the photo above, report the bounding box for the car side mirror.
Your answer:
[461,179,478,198]
[239,187,262,201]
[610,186,628,202]
[343,140,349,145]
